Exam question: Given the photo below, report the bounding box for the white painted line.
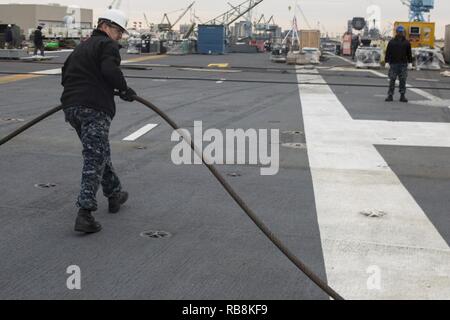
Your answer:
[123,124,158,141]
[43,49,73,53]
[328,52,356,65]
[416,78,439,82]
[408,99,450,108]
[359,119,450,147]
[297,67,450,299]
[31,68,62,75]
[365,69,387,78]
[328,54,443,102]
[407,85,442,102]
[216,78,227,84]
[367,69,442,102]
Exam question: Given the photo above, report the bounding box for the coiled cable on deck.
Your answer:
[0,96,345,300]
[133,95,344,300]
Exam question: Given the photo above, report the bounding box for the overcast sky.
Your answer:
[1,0,449,37]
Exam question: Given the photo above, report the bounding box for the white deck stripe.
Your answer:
[297,68,450,299]
[327,54,443,102]
[123,124,158,141]
[326,52,356,65]
[31,68,62,75]
[359,120,450,147]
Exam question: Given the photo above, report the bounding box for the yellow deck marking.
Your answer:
[0,54,166,85]
[0,74,42,85]
[207,63,229,68]
[123,54,167,64]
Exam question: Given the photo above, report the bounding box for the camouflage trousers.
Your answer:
[64,107,122,211]
[388,63,408,96]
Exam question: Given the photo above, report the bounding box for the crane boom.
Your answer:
[183,23,197,39]
[256,14,266,25]
[205,0,264,26]
[143,13,151,28]
[108,0,122,10]
[401,0,435,21]
[170,1,195,30]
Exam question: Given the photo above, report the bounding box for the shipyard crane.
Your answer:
[254,14,266,28]
[400,0,435,22]
[171,1,195,31]
[182,9,203,39]
[143,13,151,29]
[143,13,156,32]
[254,14,276,31]
[108,0,122,10]
[205,0,264,27]
[183,23,197,39]
[295,3,312,29]
[159,1,195,32]
[282,15,300,50]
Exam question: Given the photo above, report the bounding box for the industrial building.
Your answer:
[233,21,253,39]
[0,3,93,36]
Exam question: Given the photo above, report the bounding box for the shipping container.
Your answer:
[197,24,226,55]
[299,30,320,49]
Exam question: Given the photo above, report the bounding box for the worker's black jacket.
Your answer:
[61,29,127,119]
[385,36,413,64]
[34,29,43,46]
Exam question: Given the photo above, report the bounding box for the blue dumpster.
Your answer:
[197,25,226,55]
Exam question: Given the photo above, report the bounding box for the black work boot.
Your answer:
[385,95,393,102]
[400,94,408,103]
[74,209,102,234]
[108,191,129,214]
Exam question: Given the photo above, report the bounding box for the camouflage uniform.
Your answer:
[388,63,408,96]
[64,106,122,211]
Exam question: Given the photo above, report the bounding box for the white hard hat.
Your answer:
[7,24,11,27]
[98,9,128,34]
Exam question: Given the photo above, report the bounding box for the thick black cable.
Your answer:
[0,96,345,300]
[4,59,449,80]
[132,95,345,301]
[1,70,450,91]
[124,74,450,91]
[1,58,353,72]
[0,105,63,146]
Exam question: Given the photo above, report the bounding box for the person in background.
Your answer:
[385,25,413,103]
[5,25,14,49]
[33,25,45,56]
[351,33,361,60]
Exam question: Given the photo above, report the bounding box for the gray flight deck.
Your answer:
[0,50,449,299]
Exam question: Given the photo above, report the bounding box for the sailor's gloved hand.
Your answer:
[408,63,413,70]
[119,87,137,102]
[385,63,390,69]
